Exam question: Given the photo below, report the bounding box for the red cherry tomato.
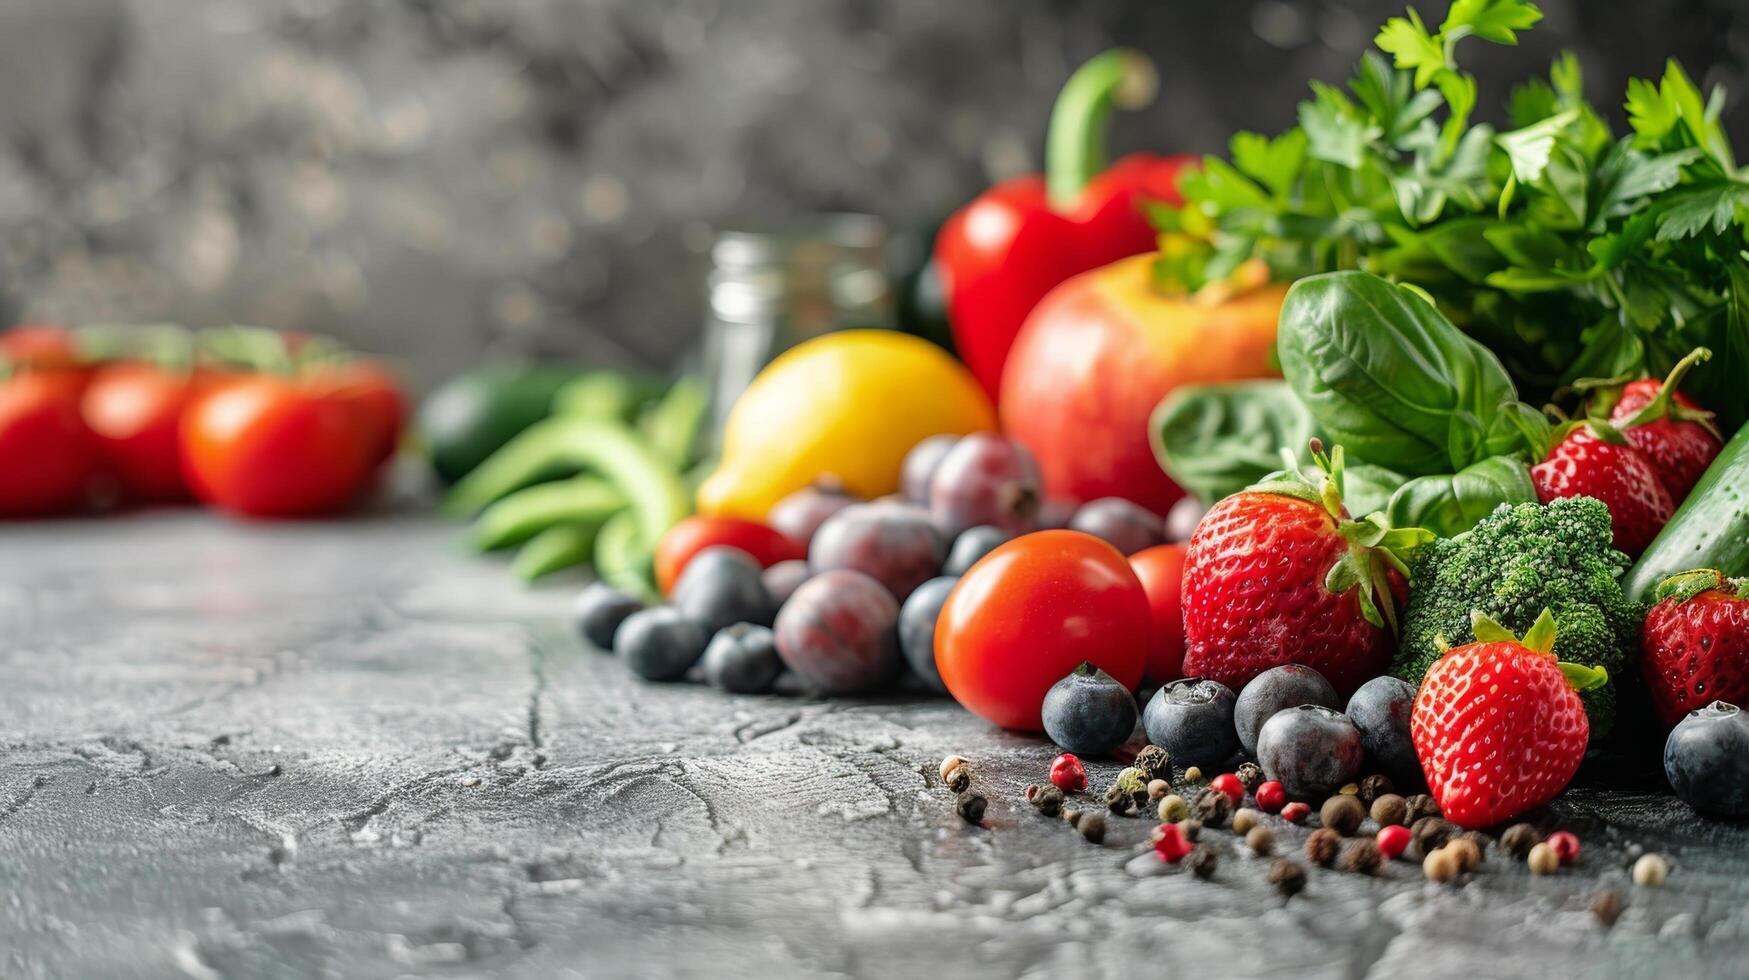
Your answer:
[1,324,82,372]
[935,529,1149,731]
[655,516,807,595]
[0,372,97,516]
[180,374,373,517]
[1129,543,1187,685]
[307,359,406,466]
[81,363,215,503]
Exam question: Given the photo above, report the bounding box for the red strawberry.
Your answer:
[1181,441,1428,697]
[1531,425,1673,557]
[1640,569,1749,727]
[1607,349,1722,501]
[1412,610,1605,829]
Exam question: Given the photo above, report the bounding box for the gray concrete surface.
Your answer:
[3,513,1748,979]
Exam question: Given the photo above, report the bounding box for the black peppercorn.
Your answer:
[1358,774,1395,806]
[1246,826,1276,856]
[1235,761,1264,792]
[1338,838,1382,876]
[1029,783,1065,817]
[1106,785,1137,815]
[956,791,986,824]
[1133,745,1171,782]
[1064,808,1085,828]
[1078,811,1107,844]
[1177,818,1203,842]
[1268,859,1307,897]
[1500,823,1542,858]
[1369,793,1407,827]
[1411,816,1458,857]
[945,768,971,794]
[1194,786,1233,827]
[1403,793,1440,825]
[1590,889,1622,927]
[1320,795,1366,836]
[1189,846,1219,880]
[1305,828,1341,867]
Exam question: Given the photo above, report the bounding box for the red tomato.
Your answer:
[1129,543,1187,685]
[655,516,807,595]
[935,529,1149,731]
[0,372,98,516]
[180,374,373,517]
[1,324,81,371]
[81,363,214,503]
[307,359,406,466]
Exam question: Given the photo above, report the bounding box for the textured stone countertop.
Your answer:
[3,513,1746,979]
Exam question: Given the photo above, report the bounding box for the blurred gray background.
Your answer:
[0,0,1743,392]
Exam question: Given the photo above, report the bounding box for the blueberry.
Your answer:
[1042,662,1139,756]
[1664,701,1749,817]
[897,575,956,694]
[1234,664,1340,756]
[761,559,811,609]
[573,582,643,651]
[672,546,774,634]
[701,623,784,694]
[1255,705,1365,799]
[1067,497,1165,555]
[1141,678,1239,769]
[615,606,709,681]
[942,525,1011,576]
[1346,676,1422,787]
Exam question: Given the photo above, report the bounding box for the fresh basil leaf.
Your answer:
[1345,463,1409,517]
[1151,380,1318,504]
[1385,455,1537,537]
[1278,271,1527,476]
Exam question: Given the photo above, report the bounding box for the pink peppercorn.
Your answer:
[1376,823,1412,860]
[1154,822,1193,863]
[1547,830,1580,865]
[1209,772,1244,806]
[1050,753,1087,793]
[1255,781,1287,813]
[1281,801,1311,824]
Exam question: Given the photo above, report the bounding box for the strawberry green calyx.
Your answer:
[1614,347,1721,439]
[1253,439,1434,633]
[1469,608,1609,692]
[1654,568,1749,604]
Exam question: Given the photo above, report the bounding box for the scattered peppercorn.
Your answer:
[1050,753,1087,793]
[1105,786,1137,815]
[1177,818,1203,842]
[1590,889,1622,927]
[1209,772,1245,805]
[1320,795,1366,836]
[1155,822,1193,863]
[1133,745,1171,781]
[1338,782,1359,796]
[944,765,971,794]
[1547,831,1581,865]
[1268,859,1307,897]
[1147,779,1171,801]
[1235,761,1264,792]
[1500,823,1542,858]
[1528,842,1559,875]
[1183,766,1203,784]
[1445,836,1482,873]
[1028,783,1065,817]
[1232,808,1260,836]
[1369,793,1407,827]
[1357,774,1395,806]
[1411,817,1458,857]
[1281,801,1311,824]
[1376,823,1412,860]
[1403,793,1440,824]
[956,791,987,825]
[1195,787,1233,827]
[1078,811,1107,844]
[939,755,968,783]
[1305,828,1341,867]
[1423,847,1458,883]
[1458,831,1490,856]
[1107,767,1148,812]
[1189,846,1219,880]
[1158,794,1189,823]
[1338,838,1382,875]
[1255,781,1287,814]
[1247,826,1276,856]
[1064,808,1085,828]
[1632,853,1668,888]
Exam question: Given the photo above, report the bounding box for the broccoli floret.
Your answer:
[1393,497,1642,736]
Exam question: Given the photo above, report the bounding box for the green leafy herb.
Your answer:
[1151,381,1318,504]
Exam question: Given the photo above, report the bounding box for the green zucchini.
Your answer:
[1624,422,1749,603]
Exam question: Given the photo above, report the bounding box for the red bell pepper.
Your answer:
[935,49,1195,402]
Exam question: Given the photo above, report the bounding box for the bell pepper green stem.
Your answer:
[1046,48,1158,210]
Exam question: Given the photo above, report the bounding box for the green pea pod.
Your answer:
[553,371,666,422]
[468,476,623,551]
[513,522,601,582]
[594,508,658,601]
[640,376,709,468]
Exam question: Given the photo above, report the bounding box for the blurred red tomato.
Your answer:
[0,372,97,516]
[1129,543,1187,685]
[307,359,406,466]
[81,363,217,503]
[655,516,807,595]
[180,374,373,517]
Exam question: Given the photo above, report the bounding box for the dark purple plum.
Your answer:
[1165,496,1208,543]
[942,525,1012,576]
[1042,662,1138,756]
[901,434,958,504]
[1234,664,1340,756]
[809,501,945,600]
[702,623,784,694]
[767,480,857,548]
[927,433,1042,538]
[615,607,709,682]
[773,569,901,693]
[1255,705,1364,799]
[761,559,811,609]
[1665,701,1749,817]
[1142,678,1239,769]
[672,546,774,634]
[1346,676,1421,787]
[897,575,956,694]
[1067,497,1165,556]
[573,582,643,651]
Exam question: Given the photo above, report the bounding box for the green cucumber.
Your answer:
[1624,422,1749,603]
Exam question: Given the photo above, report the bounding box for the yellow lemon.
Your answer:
[697,330,996,519]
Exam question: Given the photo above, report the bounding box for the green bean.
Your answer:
[553,371,666,422]
[640,376,709,468]
[512,522,601,582]
[468,476,623,551]
[593,509,657,601]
